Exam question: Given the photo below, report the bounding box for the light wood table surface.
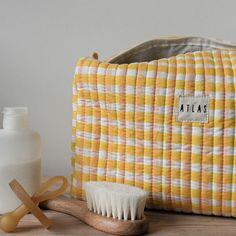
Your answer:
[1,177,236,236]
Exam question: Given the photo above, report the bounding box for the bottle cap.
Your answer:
[3,107,28,116]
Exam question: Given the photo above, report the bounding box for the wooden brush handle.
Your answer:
[40,196,148,236]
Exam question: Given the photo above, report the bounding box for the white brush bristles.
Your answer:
[84,182,148,221]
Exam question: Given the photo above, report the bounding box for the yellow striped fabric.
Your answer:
[71,49,236,217]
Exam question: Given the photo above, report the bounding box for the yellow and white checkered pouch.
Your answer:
[71,37,236,216]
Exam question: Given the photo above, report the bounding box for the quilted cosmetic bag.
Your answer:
[71,36,236,217]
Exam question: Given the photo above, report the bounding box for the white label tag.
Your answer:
[177,96,209,123]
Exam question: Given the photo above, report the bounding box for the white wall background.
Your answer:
[0,0,235,176]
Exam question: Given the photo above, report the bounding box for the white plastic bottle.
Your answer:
[0,107,41,214]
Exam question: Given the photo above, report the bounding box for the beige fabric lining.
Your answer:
[106,36,236,63]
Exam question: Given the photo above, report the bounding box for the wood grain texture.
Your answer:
[1,210,236,236]
[40,196,148,236]
[1,177,236,235]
